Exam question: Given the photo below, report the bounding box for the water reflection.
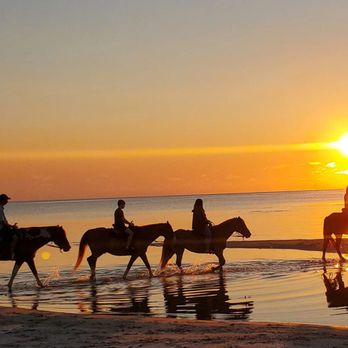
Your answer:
[73,273,253,320]
[8,288,41,311]
[162,273,253,320]
[323,266,348,309]
[77,279,152,315]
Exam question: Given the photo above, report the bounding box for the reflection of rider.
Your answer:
[114,199,134,250]
[0,193,18,259]
[322,267,348,308]
[192,199,212,252]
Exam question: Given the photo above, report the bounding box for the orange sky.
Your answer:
[1,1,348,200]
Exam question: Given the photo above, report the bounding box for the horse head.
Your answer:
[233,217,251,239]
[51,226,71,252]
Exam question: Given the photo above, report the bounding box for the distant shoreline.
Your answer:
[155,239,348,253]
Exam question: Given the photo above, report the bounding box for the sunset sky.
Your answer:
[1,1,348,201]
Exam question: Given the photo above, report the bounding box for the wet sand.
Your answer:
[1,306,348,348]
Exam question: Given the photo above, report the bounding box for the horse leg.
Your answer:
[123,254,138,280]
[26,259,44,288]
[322,234,331,262]
[87,254,99,281]
[176,249,184,272]
[140,253,153,278]
[7,261,23,291]
[335,235,346,261]
[212,251,225,272]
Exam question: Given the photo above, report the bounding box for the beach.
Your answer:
[2,191,348,347]
[2,306,348,348]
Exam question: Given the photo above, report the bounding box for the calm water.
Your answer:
[1,189,347,325]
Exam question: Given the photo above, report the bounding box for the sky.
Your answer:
[1,0,348,201]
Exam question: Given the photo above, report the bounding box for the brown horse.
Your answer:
[160,217,251,272]
[74,222,174,280]
[322,212,348,262]
[0,226,71,291]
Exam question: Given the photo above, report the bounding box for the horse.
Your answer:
[74,222,174,280]
[0,226,71,291]
[160,217,251,272]
[322,212,348,262]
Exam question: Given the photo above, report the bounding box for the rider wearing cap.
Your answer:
[0,194,18,259]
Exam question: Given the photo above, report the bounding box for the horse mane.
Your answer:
[216,217,240,228]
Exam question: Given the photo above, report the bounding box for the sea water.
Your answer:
[0,189,347,325]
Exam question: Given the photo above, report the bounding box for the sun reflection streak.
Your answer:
[0,142,334,160]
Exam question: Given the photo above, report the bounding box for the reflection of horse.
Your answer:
[322,212,348,262]
[322,269,348,308]
[77,281,151,315]
[160,217,251,272]
[8,288,41,310]
[74,223,174,280]
[0,226,71,291]
[161,273,253,320]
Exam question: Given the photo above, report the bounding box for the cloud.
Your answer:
[335,170,348,175]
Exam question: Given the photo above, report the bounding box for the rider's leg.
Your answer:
[10,233,18,259]
[203,225,212,252]
[125,228,134,249]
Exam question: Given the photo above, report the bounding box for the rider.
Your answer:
[0,194,18,259]
[192,198,212,252]
[114,199,134,250]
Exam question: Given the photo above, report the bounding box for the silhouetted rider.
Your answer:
[192,198,212,252]
[0,193,18,259]
[114,199,134,250]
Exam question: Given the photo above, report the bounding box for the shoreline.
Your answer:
[155,239,347,253]
[1,306,348,347]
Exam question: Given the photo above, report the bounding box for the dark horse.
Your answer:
[323,268,348,308]
[0,226,71,291]
[160,217,251,272]
[322,212,348,262]
[74,222,174,280]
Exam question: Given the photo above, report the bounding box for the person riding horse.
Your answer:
[192,199,212,252]
[0,194,18,259]
[114,199,134,250]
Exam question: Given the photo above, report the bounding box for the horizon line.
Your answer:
[0,142,336,160]
[10,187,343,204]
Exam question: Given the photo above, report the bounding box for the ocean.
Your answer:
[1,189,347,325]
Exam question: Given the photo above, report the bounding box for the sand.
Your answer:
[1,306,348,348]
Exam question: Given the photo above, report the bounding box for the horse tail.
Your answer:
[74,233,89,271]
[160,236,175,269]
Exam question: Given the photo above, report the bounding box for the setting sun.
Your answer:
[41,251,51,260]
[332,133,348,156]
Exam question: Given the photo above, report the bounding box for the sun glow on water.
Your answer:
[41,251,51,260]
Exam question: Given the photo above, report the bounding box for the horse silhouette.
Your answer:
[160,217,251,272]
[74,222,174,280]
[0,226,71,291]
[323,269,348,308]
[322,212,348,262]
[161,273,253,320]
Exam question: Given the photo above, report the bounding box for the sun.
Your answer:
[332,133,348,156]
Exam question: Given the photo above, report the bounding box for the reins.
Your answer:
[46,243,61,250]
